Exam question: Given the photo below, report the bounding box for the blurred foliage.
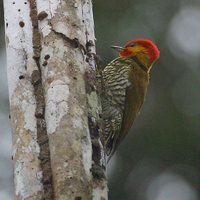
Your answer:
[94,0,200,199]
[0,2,13,200]
[0,0,4,47]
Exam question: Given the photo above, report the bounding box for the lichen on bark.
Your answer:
[4,0,108,199]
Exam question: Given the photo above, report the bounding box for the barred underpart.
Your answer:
[101,57,149,158]
[101,58,132,155]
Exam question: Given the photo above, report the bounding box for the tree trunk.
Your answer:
[4,0,108,199]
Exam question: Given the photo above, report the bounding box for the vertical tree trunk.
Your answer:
[4,0,108,199]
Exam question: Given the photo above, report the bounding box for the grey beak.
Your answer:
[111,46,125,52]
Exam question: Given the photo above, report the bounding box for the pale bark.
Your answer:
[4,0,108,199]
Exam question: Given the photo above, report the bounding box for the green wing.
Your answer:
[111,63,149,157]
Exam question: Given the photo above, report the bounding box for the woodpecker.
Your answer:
[101,38,160,160]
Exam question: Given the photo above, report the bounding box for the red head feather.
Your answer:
[124,38,160,63]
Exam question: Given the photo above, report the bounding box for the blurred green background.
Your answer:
[1,0,200,199]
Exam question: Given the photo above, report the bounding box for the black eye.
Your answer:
[129,43,136,47]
